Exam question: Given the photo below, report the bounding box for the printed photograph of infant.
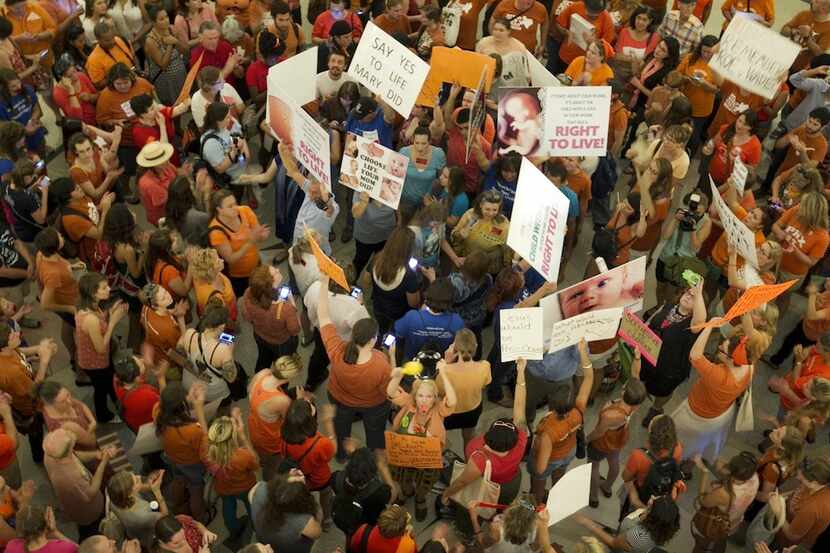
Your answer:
[554,256,647,322]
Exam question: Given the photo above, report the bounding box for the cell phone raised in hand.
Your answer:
[219,332,236,344]
[37,176,50,188]
[279,286,290,300]
[350,286,362,299]
[383,334,396,348]
[408,257,418,270]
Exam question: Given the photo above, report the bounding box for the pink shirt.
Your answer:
[75,310,110,370]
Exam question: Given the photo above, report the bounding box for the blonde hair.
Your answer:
[221,15,244,42]
[410,379,440,407]
[206,416,239,468]
[453,328,477,361]
[746,303,779,364]
[797,192,830,231]
[775,425,805,470]
[760,240,783,274]
[190,248,222,281]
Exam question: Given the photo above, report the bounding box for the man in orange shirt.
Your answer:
[783,0,830,73]
[2,0,57,70]
[85,21,138,88]
[490,0,549,56]
[608,80,630,157]
[765,107,830,190]
[452,0,500,51]
[775,458,830,550]
[266,0,306,59]
[373,0,414,41]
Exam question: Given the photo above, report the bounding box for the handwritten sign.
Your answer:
[385,431,443,469]
[508,157,570,284]
[177,52,203,106]
[546,463,591,526]
[306,228,350,291]
[617,310,662,366]
[694,280,797,329]
[267,84,332,192]
[731,157,748,197]
[340,132,408,209]
[500,307,544,362]
[709,17,799,101]
[549,307,624,353]
[416,47,496,107]
[267,47,319,107]
[710,177,759,268]
[348,22,430,118]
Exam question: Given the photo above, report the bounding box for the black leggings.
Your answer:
[254,333,298,371]
[353,239,386,279]
[306,328,329,391]
[83,366,117,422]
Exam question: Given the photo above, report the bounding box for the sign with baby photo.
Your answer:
[340,132,408,209]
[548,307,624,353]
[710,177,759,268]
[497,86,611,158]
[500,307,544,362]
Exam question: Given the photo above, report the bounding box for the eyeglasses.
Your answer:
[492,420,516,431]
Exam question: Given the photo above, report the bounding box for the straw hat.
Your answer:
[137,141,174,168]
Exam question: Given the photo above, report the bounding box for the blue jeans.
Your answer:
[222,493,252,532]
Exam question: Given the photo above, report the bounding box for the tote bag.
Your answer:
[735,368,754,432]
[450,453,500,519]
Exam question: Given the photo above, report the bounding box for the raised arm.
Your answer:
[574,338,593,412]
[690,324,714,363]
[513,357,528,432]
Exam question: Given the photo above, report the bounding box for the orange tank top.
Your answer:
[247,375,286,455]
[590,401,631,454]
[538,409,583,462]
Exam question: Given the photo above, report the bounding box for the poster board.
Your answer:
[569,13,594,51]
[340,132,408,209]
[497,87,611,157]
[617,310,662,366]
[525,51,561,87]
[348,22,431,118]
[709,16,799,101]
[466,67,488,162]
[306,228,350,290]
[267,84,332,192]
[694,280,797,329]
[548,307,624,353]
[507,157,570,283]
[385,431,443,469]
[500,307,544,362]
[710,177,759,268]
[546,463,591,526]
[731,157,748,197]
[416,47,496,107]
[267,47,319,107]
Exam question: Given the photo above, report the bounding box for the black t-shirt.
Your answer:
[4,185,42,242]
[371,266,420,324]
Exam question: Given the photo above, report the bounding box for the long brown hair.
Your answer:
[248,265,275,309]
[373,227,415,285]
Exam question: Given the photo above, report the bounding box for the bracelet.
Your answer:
[582,364,592,369]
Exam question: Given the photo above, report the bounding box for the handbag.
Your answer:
[735,367,754,432]
[99,494,126,543]
[692,501,731,541]
[450,452,500,519]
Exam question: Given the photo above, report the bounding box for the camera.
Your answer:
[678,193,703,232]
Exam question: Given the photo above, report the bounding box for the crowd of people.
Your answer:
[0,0,827,552]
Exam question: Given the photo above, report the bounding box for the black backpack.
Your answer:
[590,156,617,227]
[638,449,682,502]
[199,133,233,187]
[331,471,384,536]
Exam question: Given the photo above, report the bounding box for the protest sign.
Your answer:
[710,177,759,268]
[525,51,561,87]
[497,86,611,157]
[267,84,332,192]
[543,256,647,325]
[466,67,488,162]
[176,52,203,106]
[709,17,799,100]
[416,47,496,107]
[385,432,443,469]
[549,307,623,353]
[306,228,350,291]
[569,13,594,51]
[546,463,591,526]
[695,280,797,329]
[348,22,430,118]
[267,47,318,107]
[340,132,408,209]
[508,157,570,283]
[617,310,662,366]
[500,307,544,362]
[731,157,748,197]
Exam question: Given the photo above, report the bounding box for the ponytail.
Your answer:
[343,341,360,364]
[343,318,379,365]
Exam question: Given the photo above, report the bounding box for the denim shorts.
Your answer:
[528,447,576,479]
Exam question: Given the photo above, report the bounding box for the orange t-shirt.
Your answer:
[0,350,35,417]
[672,0,711,20]
[608,209,635,267]
[710,205,765,269]
[804,291,830,341]
[141,306,182,361]
[537,408,582,461]
[374,13,411,36]
[723,271,776,313]
[323,324,391,408]
[36,254,79,306]
[202,446,259,496]
[565,57,614,85]
[785,10,830,72]
[720,0,775,28]
[455,0,499,50]
[687,356,752,419]
[209,206,261,278]
[216,0,252,28]
[778,206,830,276]
[625,444,683,489]
[608,100,629,146]
[708,81,767,138]
[557,3,616,64]
[566,170,591,215]
[86,37,137,87]
[69,155,106,199]
[631,197,668,252]
[2,3,56,68]
[153,405,204,465]
[778,486,830,548]
[152,260,186,300]
[95,78,155,127]
[779,126,828,177]
[677,54,718,118]
[782,349,830,411]
[492,0,549,51]
[264,21,306,58]
[193,274,237,318]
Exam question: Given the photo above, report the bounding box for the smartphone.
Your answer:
[408,257,418,270]
[34,159,45,171]
[38,49,49,60]
[279,286,290,300]
[37,176,50,188]
[383,334,396,347]
[350,286,362,299]
[219,332,236,344]
[237,153,246,164]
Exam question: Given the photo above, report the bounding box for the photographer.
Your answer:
[655,190,711,312]
[200,101,249,190]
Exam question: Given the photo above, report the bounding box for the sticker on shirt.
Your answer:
[722,94,749,115]
[26,12,42,22]
[361,129,379,143]
[121,100,136,118]
[509,15,536,31]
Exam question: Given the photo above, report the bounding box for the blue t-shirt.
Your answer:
[0,85,37,126]
[344,109,393,149]
[432,190,469,219]
[527,345,580,383]
[518,267,546,302]
[394,308,466,360]
[398,146,446,206]
[482,166,518,217]
[559,184,580,220]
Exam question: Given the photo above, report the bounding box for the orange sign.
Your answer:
[385,431,443,469]
[693,280,797,329]
[416,47,496,107]
[176,53,204,106]
[306,229,350,291]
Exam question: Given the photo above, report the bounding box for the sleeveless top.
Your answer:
[43,399,95,450]
[590,400,632,454]
[248,375,286,455]
[75,310,110,370]
[141,306,181,361]
[537,409,583,462]
[250,483,314,553]
[182,330,230,403]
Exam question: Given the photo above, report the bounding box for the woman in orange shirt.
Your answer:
[145,229,192,302]
[677,35,720,154]
[139,282,186,364]
[190,247,238,325]
[565,39,615,86]
[605,191,646,267]
[208,189,269,298]
[703,110,763,186]
[202,409,260,545]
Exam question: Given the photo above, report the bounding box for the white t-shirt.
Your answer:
[315,71,351,101]
[190,83,243,128]
[304,281,369,341]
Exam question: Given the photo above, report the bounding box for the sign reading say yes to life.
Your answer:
[710,177,759,268]
[500,307,544,362]
[348,22,430,119]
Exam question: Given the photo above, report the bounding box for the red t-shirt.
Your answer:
[465,429,528,484]
[114,380,160,432]
[52,72,97,125]
[0,427,14,470]
[283,432,335,490]
[245,59,268,94]
[190,40,237,85]
[350,525,416,553]
[708,125,762,185]
[311,10,363,41]
[138,164,177,226]
[132,106,181,167]
[447,125,491,196]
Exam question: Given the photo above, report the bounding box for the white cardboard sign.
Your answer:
[544,86,612,156]
[340,132,408,209]
[731,157,748,197]
[709,17,799,101]
[525,51,561,87]
[500,307,544,362]
[548,307,624,353]
[348,22,431,119]
[267,47,319,107]
[546,463,591,526]
[710,177,759,268]
[508,157,571,283]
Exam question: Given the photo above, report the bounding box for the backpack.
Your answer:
[199,133,233,187]
[198,224,232,269]
[590,156,617,227]
[332,471,384,536]
[638,449,682,502]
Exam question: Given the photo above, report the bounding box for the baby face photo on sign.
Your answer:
[340,132,408,209]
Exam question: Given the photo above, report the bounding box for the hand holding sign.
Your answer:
[304,227,350,291]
